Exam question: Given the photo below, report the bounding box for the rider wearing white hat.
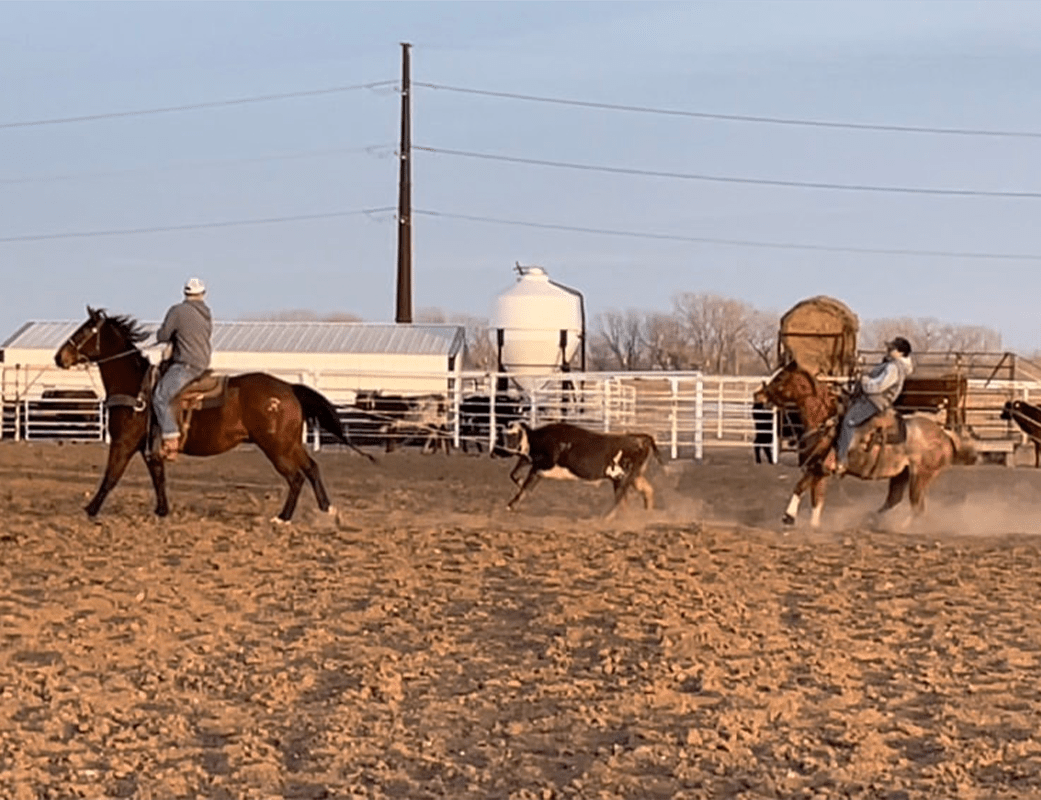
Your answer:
[152,278,213,460]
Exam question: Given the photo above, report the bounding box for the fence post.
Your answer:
[488,375,497,454]
[771,406,779,464]
[670,377,679,460]
[717,378,724,439]
[694,373,704,462]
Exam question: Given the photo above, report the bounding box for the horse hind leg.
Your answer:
[256,441,309,523]
[908,468,938,517]
[878,467,910,515]
[301,455,333,513]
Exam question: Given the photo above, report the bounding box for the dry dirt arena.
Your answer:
[3,441,1041,800]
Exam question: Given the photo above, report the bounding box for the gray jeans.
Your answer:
[153,362,204,439]
[835,396,883,465]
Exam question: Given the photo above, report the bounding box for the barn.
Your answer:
[0,319,467,439]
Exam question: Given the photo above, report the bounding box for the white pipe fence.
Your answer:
[5,365,1038,460]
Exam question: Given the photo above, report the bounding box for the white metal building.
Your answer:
[1,320,467,403]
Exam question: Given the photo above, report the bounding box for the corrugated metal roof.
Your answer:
[3,320,466,357]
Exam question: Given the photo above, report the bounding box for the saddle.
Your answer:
[148,368,229,457]
[858,408,907,448]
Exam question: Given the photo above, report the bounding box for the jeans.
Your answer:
[835,396,882,465]
[153,362,204,439]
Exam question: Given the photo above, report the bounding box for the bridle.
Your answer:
[64,315,138,366]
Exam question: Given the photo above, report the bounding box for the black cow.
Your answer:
[501,421,663,518]
[1002,400,1041,467]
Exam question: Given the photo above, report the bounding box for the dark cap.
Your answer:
[887,336,912,356]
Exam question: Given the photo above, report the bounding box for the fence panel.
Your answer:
[1,365,782,460]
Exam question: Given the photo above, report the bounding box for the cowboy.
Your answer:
[834,336,914,474]
[152,277,213,461]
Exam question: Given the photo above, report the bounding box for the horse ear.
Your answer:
[86,305,104,320]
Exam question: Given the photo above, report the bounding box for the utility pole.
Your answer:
[395,42,413,324]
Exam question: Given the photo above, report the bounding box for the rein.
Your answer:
[94,348,140,366]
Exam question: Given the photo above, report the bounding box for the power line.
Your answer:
[0,208,396,243]
[0,81,398,130]
[0,144,397,185]
[415,145,1041,199]
[412,208,1041,261]
[4,203,1036,261]
[415,82,1041,139]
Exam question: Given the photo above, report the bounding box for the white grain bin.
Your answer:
[491,265,585,391]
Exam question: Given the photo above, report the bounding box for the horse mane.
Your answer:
[96,309,150,346]
[765,362,839,428]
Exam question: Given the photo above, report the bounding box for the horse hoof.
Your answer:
[270,516,291,525]
[781,513,796,527]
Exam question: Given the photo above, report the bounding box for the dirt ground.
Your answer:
[3,441,1041,799]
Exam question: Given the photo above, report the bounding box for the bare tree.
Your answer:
[641,311,694,370]
[745,308,779,372]
[673,292,754,374]
[862,317,1001,353]
[594,309,645,370]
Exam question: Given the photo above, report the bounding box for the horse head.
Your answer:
[54,306,149,370]
[760,362,837,429]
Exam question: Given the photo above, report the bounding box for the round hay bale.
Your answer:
[778,296,859,376]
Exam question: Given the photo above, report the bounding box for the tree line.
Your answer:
[246,295,1005,376]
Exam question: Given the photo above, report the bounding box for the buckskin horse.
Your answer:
[54,307,374,522]
[758,362,975,528]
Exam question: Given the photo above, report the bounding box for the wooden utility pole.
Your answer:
[395,42,413,323]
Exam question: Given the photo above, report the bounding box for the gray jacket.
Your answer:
[859,353,913,411]
[156,299,212,371]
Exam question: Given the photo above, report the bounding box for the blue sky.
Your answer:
[4,1,1041,349]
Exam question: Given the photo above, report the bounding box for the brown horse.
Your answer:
[54,307,374,522]
[759,363,975,528]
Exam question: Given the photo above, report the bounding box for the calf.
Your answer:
[1002,400,1041,467]
[501,421,663,519]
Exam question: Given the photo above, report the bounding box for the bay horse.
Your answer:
[54,307,374,522]
[759,362,975,528]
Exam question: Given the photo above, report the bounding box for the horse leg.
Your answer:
[1035,441,1040,468]
[808,475,830,528]
[782,471,817,526]
[143,452,170,517]
[908,467,937,517]
[878,467,910,515]
[300,454,333,513]
[255,441,308,523]
[85,438,139,517]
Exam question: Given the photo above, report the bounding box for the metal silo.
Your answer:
[491,264,585,391]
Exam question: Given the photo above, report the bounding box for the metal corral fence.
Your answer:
[1,366,779,461]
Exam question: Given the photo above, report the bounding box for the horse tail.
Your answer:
[291,385,377,463]
[943,428,977,465]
